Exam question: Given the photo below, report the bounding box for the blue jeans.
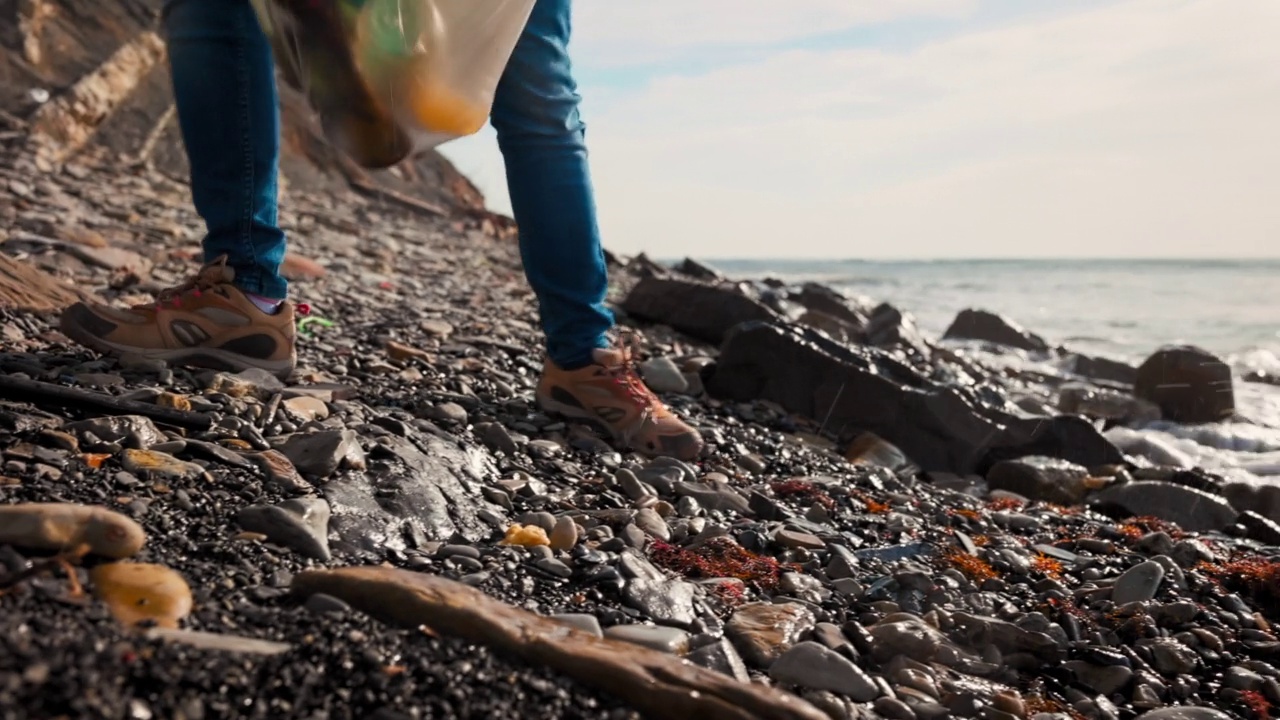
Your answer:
[164,0,613,369]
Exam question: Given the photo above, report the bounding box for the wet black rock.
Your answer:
[324,434,504,554]
[621,276,780,344]
[274,429,364,478]
[1064,353,1139,386]
[705,322,1123,474]
[1134,345,1235,423]
[864,303,929,358]
[237,498,333,561]
[986,456,1091,506]
[673,257,724,281]
[790,283,871,329]
[943,309,1050,353]
[1235,510,1280,546]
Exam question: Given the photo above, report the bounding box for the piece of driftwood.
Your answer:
[349,177,449,217]
[0,254,85,312]
[0,375,214,430]
[292,566,828,720]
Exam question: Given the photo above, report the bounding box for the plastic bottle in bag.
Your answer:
[253,0,534,168]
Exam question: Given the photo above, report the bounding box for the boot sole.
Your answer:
[60,312,296,381]
[536,392,704,462]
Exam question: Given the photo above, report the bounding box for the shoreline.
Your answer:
[2,152,1280,720]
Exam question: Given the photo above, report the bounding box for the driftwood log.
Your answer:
[0,375,215,430]
[0,254,85,313]
[292,566,828,720]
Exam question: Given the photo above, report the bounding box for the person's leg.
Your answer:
[164,0,288,300]
[489,0,611,370]
[58,0,297,378]
[491,0,703,461]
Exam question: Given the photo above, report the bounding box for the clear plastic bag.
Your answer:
[252,0,535,168]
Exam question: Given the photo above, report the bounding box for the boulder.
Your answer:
[1090,481,1238,533]
[1058,384,1161,426]
[1220,481,1280,525]
[704,322,1124,475]
[674,257,724,280]
[621,276,780,344]
[790,283,872,329]
[1134,346,1234,423]
[864,303,928,356]
[1064,353,1139,386]
[943,309,1049,352]
[986,456,1092,506]
[796,310,862,344]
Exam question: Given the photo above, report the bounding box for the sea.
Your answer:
[702,258,1280,486]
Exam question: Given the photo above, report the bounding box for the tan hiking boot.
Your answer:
[59,257,298,379]
[537,347,704,461]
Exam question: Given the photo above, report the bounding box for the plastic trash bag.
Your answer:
[251,0,535,168]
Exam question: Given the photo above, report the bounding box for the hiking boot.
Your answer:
[59,258,298,379]
[536,348,704,461]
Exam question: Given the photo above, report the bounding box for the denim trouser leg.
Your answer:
[163,0,289,299]
[490,0,614,369]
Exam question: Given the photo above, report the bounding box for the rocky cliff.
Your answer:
[1,0,494,219]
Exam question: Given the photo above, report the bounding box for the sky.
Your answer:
[437,0,1280,260]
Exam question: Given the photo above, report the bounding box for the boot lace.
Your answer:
[133,257,233,311]
[600,333,668,441]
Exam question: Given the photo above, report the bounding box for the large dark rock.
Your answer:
[791,283,872,329]
[796,310,862,344]
[674,257,724,281]
[864,303,930,360]
[621,276,781,345]
[323,432,504,555]
[943,309,1049,352]
[1064,353,1139,386]
[1134,346,1234,423]
[704,322,1123,474]
[986,456,1091,506]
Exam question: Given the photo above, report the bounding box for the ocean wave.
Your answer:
[1229,345,1280,375]
[1106,426,1280,479]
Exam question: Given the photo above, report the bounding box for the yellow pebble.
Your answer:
[501,524,550,547]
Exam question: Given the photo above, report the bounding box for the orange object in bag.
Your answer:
[253,0,535,168]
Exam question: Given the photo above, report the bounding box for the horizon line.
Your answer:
[653,255,1280,264]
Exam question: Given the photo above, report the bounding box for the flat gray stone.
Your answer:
[604,624,691,654]
[273,429,363,478]
[1092,481,1237,533]
[769,641,879,701]
[551,613,603,638]
[1133,709,1234,720]
[674,481,752,514]
[623,576,696,627]
[236,498,331,561]
[726,602,815,668]
[1112,560,1165,604]
[324,434,501,552]
[640,357,689,394]
[687,638,750,682]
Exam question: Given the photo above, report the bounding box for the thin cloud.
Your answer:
[440,0,1280,259]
